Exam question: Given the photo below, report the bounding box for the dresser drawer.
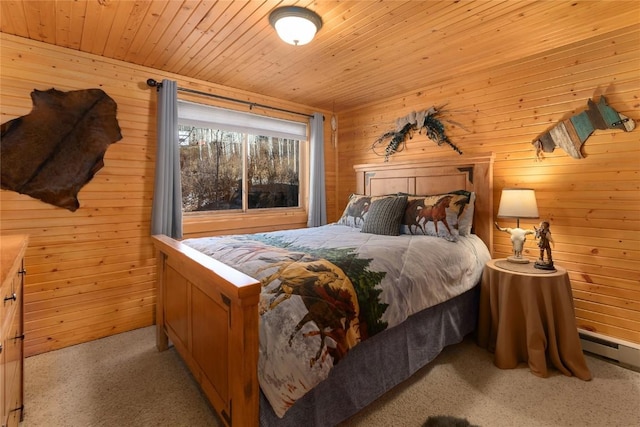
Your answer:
[0,235,27,427]
[4,366,22,427]
[3,314,22,394]
[0,277,9,331]
[0,264,21,333]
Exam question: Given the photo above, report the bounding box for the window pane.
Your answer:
[179,125,242,212]
[247,135,299,209]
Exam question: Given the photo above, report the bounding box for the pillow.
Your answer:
[337,193,372,228]
[360,195,408,236]
[400,190,474,241]
[456,191,475,235]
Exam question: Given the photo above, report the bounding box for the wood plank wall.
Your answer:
[337,24,640,344]
[0,22,637,354]
[0,33,333,356]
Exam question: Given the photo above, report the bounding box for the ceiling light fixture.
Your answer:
[269,6,323,46]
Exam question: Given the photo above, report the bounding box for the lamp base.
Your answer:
[506,256,530,264]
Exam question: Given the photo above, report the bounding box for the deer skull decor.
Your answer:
[495,188,539,264]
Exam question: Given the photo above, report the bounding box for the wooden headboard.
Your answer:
[353,153,495,253]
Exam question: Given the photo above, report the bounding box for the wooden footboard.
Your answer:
[152,234,261,427]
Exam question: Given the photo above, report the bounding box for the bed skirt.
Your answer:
[259,284,480,427]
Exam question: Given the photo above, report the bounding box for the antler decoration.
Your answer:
[371,106,462,161]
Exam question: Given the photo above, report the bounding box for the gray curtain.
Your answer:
[307,112,327,227]
[151,79,183,238]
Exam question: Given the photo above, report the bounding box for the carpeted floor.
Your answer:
[22,326,640,427]
[22,327,218,427]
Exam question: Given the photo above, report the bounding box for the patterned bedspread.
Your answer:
[182,224,490,417]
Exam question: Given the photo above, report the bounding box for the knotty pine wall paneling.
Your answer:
[337,25,640,344]
[0,33,333,356]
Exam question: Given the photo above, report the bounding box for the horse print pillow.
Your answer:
[338,193,372,228]
[338,194,406,229]
[400,190,474,241]
[456,191,475,236]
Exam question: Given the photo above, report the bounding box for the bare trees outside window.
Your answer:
[179,124,300,213]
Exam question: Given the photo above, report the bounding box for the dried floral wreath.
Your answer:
[371,106,462,161]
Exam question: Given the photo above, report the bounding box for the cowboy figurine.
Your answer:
[534,221,555,270]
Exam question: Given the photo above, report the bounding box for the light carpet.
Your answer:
[22,326,640,427]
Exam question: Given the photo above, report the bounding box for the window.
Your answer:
[178,101,308,214]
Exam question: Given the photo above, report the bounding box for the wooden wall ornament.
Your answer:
[532,96,636,160]
[371,106,462,161]
[1,88,122,211]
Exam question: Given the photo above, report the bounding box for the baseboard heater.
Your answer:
[579,329,640,372]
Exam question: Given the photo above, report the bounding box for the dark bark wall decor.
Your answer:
[0,88,122,211]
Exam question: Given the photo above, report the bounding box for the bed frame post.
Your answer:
[227,297,260,426]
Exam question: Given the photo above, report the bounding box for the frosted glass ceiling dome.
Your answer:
[269,6,323,46]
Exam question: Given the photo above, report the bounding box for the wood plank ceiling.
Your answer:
[0,0,638,112]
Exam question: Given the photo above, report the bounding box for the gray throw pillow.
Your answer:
[361,196,408,236]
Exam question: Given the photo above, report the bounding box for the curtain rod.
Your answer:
[146,78,314,119]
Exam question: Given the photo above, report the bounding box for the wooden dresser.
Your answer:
[0,235,27,427]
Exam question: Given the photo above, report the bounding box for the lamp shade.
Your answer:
[269,6,323,46]
[497,188,539,219]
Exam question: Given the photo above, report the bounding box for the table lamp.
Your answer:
[495,188,539,263]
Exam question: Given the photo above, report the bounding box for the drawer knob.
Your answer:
[4,293,17,302]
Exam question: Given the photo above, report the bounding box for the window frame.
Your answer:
[177,99,310,226]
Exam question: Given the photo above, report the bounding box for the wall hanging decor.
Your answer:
[371,106,462,161]
[331,103,338,148]
[532,96,635,160]
[0,88,122,211]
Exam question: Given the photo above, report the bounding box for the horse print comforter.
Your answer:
[182,224,490,418]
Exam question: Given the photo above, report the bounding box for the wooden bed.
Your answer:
[152,153,494,427]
